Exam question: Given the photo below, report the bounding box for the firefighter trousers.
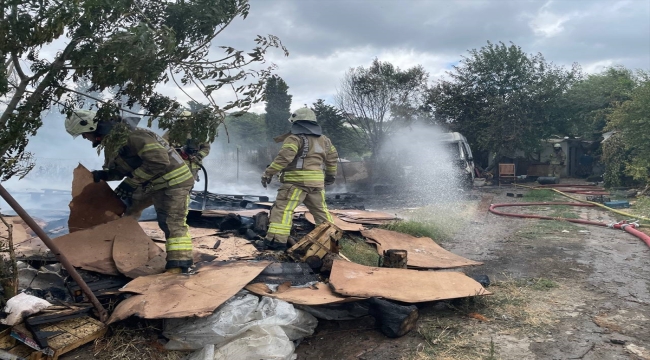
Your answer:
[548,164,562,178]
[125,184,194,268]
[266,183,333,244]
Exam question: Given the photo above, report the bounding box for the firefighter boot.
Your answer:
[255,238,288,252]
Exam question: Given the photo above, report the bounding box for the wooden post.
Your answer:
[382,249,407,268]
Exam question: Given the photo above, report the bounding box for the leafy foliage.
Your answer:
[562,66,637,140]
[335,58,428,155]
[264,75,292,140]
[426,41,580,158]
[312,99,366,158]
[0,0,287,181]
[604,72,650,186]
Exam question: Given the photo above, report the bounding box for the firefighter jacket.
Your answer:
[103,129,194,192]
[549,150,566,165]
[264,133,338,188]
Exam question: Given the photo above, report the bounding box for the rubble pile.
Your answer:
[0,165,490,359]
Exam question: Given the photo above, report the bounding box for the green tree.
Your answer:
[0,0,287,181]
[603,72,650,187]
[425,41,580,160]
[264,75,292,140]
[312,99,366,158]
[335,59,428,157]
[223,112,267,148]
[562,66,637,140]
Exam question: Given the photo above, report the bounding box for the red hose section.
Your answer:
[488,202,608,227]
[488,202,650,249]
[616,225,650,248]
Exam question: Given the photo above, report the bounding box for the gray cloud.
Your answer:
[11,0,649,178]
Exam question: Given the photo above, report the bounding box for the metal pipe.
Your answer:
[0,184,109,322]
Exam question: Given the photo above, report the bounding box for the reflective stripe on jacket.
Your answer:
[264,134,338,187]
[104,129,194,191]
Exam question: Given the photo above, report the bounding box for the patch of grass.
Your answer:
[381,220,448,241]
[530,278,559,291]
[339,235,380,266]
[523,189,559,202]
[548,205,580,219]
[517,219,579,239]
[631,196,650,218]
[411,276,559,360]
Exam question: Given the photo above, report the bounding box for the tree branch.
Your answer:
[57,86,145,116]
[10,52,27,81]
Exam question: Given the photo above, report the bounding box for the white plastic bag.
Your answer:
[1,293,51,325]
[165,294,316,360]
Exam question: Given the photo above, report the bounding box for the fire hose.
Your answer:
[489,186,650,249]
[199,163,208,211]
[514,184,650,224]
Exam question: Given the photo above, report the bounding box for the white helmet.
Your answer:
[553,143,562,149]
[288,107,317,123]
[65,110,98,138]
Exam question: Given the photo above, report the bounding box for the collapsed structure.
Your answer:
[0,165,490,359]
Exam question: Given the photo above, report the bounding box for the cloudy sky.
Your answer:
[9,0,650,187]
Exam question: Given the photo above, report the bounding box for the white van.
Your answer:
[437,132,476,188]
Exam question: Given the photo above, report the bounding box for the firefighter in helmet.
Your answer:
[65,110,195,274]
[549,143,566,178]
[258,107,338,251]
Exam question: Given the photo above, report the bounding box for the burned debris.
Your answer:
[0,165,490,359]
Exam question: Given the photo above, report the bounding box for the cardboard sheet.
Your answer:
[68,165,125,232]
[194,235,258,261]
[245,282,362,305]
[329,260,490,303]
[303,212,365,232]
[0,217,31,245]
[362,229,483,269]
[108,261,271,323]
[53,217,164,277]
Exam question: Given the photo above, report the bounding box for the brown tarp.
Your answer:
[108,261,271,323]
[303,212,365,232]
[68,165,125,233]
[53,217,165,277]
[361,229,483,269]
[245,282,362,306]
[329,260,490,303]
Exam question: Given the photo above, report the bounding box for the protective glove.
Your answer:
[114,179,138,199]
[261,174,272,188]
[91,170,109,183]
[325,175,336,186]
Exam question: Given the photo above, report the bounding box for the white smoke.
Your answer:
[377,123,464,206]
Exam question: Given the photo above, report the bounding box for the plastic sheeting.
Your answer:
[1,293,52,325]
[164,294,317,360]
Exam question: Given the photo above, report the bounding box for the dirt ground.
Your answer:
[295,186,650,360]
[57,185,650,360]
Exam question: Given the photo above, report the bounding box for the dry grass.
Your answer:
[394,201,477,243]
[339,235,380,266]
[411,276,560,360]
[92,321,185,360]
